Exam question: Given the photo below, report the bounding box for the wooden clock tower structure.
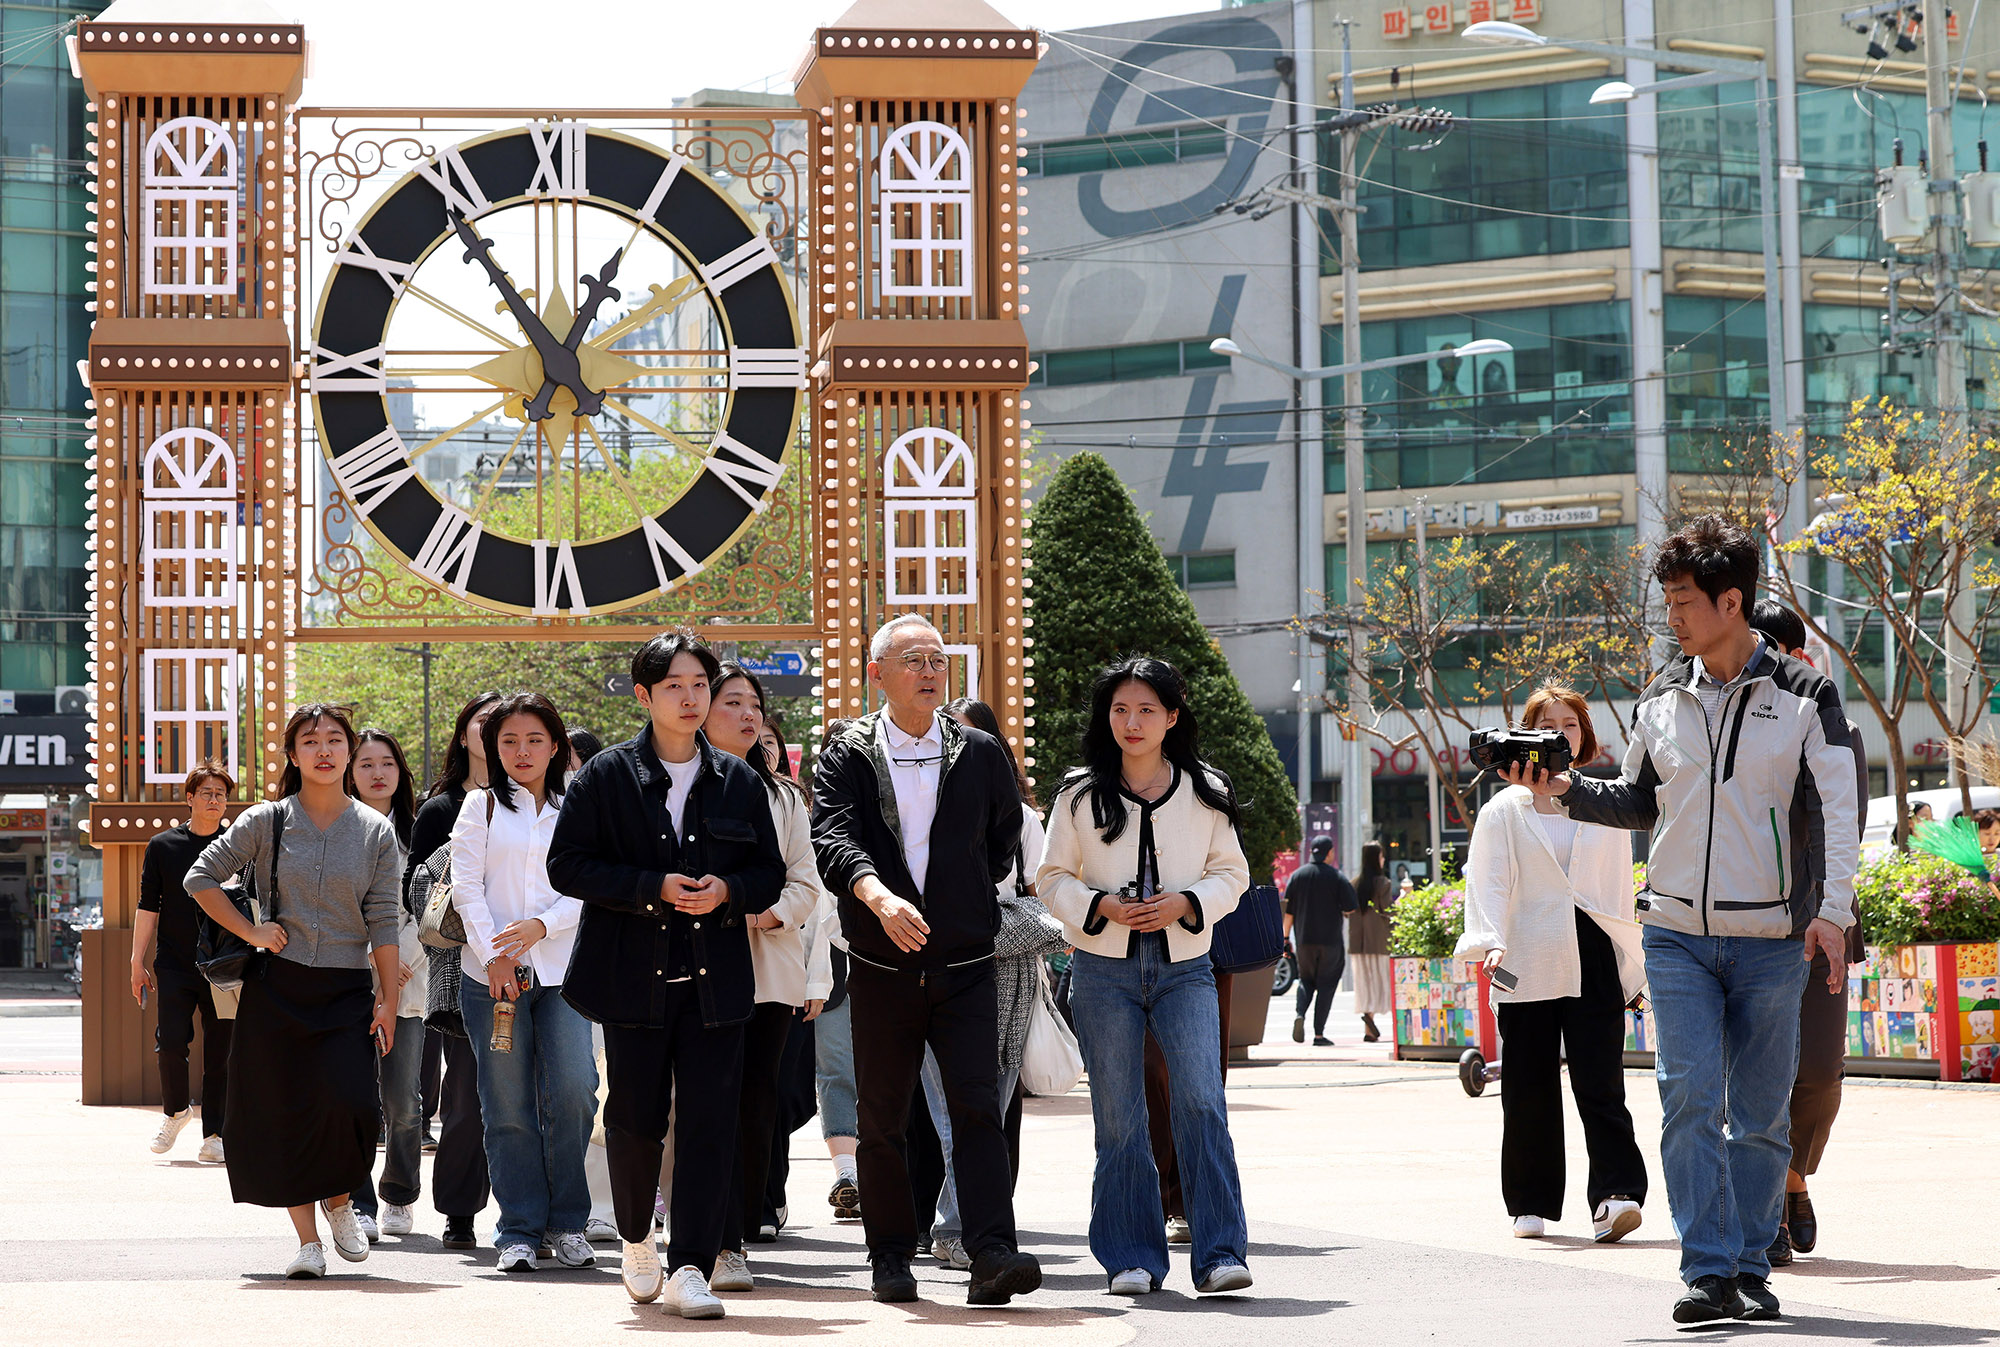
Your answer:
[796,0,1041,777]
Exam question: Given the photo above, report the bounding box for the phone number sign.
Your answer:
[1384,0,1540,39]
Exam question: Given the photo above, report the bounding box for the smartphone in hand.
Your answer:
[374,1025,389,1057]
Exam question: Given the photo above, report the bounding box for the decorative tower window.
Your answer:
[879,122,974,297]
[141,648,238,785]
[883,426,976,604]
[140,427,237,608]
[141,116,239,297]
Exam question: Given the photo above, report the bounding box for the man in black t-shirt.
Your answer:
[1283,836,1358,1047]
[132,762,234,1160]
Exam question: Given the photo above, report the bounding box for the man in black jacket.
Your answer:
[1283,835,1358,1046]
[547,633,785,1320]
[811,614,1041,1306]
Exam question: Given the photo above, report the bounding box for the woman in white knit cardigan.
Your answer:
[1039,656,1252,1300]
[1456,685,1648,1244]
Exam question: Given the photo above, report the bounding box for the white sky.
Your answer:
[267,0,1193,108]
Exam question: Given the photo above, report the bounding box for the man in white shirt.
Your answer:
[811,614,1039,1307]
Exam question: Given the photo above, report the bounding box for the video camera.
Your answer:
[1467,727,1574,776]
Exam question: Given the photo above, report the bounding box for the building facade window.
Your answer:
[1021,123,1227,178]
[1029,336,1230,386]
[1339,80,1627,272]
[1322,302,1634,491]
[1165,550,1235,589]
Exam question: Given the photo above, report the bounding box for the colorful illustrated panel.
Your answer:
[1959,944,2000,1081]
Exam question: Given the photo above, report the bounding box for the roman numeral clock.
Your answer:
[311,124,805,616]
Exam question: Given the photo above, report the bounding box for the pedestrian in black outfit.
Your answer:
[1283,836,1357,1046]
[405,690,500,1250]
[132,761,236,1162]
[810,613,1043,1307]
[185,703,403,1280]
[546,632,786,1321]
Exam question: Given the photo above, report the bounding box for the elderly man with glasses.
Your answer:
[811,613,1042,1307]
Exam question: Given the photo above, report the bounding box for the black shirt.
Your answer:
[405,786,467,914]
[138,823,225,970]
[1283,860,1359,949]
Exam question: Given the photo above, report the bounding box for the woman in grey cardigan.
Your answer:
[186,703,404,1281]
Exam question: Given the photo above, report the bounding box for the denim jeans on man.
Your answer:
[814,995,858,1141]
[919,1045,1020,1243]
[1643,927,1811,1282]
[1069,935,1248,1288]
[460,976,597,1249]
[353,1014,424,1216]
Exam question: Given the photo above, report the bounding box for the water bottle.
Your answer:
[488,965,531,1052]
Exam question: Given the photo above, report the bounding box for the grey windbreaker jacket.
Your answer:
[1559,639,1860,939]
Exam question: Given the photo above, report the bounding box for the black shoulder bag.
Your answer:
[195,805,285,991]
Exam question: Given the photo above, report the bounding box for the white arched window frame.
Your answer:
[140,427,238,609]
[141,648,239,785]
[883,427,976,605]
[878,122,974,298]
[142,116,239,297]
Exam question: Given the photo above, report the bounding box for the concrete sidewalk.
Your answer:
[2,1002,1996,1345]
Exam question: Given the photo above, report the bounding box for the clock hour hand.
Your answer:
[448,211,589,422]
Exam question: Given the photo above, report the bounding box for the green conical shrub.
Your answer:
[1028,452,1299,880]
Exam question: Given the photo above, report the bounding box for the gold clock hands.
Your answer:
[586,278,700,352]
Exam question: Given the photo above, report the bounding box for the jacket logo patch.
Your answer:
[1750,709,1778,720]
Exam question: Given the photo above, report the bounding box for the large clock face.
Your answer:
[310,123,804,616]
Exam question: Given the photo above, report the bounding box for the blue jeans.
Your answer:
[460,977,598,1250]
[920,1046,1020,1243]
[354,1015,424,1215]
[1643,927,1810,1282]
[815,995,858,1140]
[1069,938,1247,1288]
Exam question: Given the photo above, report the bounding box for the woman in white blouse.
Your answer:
[1457,684,1647,1244]
[451,690,596,1274]
[1038,656,1253,1299]
[703,662,825,1292]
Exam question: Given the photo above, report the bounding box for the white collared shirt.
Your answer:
[882,712,943,895]
[1690,634,1765,730]
[449,786,583,989]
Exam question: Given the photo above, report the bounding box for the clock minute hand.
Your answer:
[448,211,588,422]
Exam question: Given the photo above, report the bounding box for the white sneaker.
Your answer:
[1165,1215,1192,1244]
[584,1217,620,1244]
[622,1240,663,1303]
[1109,1268,1154,1295]
[711,1248,754,1292]
[150,1108,193,1155]
[354,1211,381,1243]
[1196,1261,1254,1294]
[1513,1215,1546,1239]
[497,1242,538,1272]
[284,1242,326,1279]
[320,1200,369,1262]
[551,1232,595,1268]
[379,1203,414,1236]
[931,1235,972,1270]
[196,1134,225,1164]
[1592,1198,1642,1244]
[663,1265,724,1319]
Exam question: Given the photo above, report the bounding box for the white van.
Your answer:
[1859,786,2000,863]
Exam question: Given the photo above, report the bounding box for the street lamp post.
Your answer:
[1466,22,1799,542]
[1209,335,1512,866]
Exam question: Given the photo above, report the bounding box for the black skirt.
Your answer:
[223,957,379,1208]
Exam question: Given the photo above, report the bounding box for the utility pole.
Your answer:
[1413,497,1442,872]
[392,641,437,784]
[1289,0,1321,825]
[1337,18,1372,876]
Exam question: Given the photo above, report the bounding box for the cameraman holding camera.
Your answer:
[1459,685,1647,1245]
[1502,516,1857,1327]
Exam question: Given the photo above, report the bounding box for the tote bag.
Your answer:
[1209,884,1283,976]
[195,806,284,992]
[1018,969,1085,1098]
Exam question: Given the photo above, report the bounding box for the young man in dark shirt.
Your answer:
[131,761,233,1161]
[1283,836,1358,1046]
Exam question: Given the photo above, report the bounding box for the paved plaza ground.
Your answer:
[2,989,1995,1346]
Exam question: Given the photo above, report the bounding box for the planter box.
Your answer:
[1391,955,1485,1059]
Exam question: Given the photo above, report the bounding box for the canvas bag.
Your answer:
[1018,965,1085,1097]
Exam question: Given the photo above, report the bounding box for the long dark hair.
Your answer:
[480,691,570,812]
[428,690,501,801]
[714,662,802,798]
[944,696,1034,809]
[1066,656,1240,843]
[1361,841,1386,883]
[352,728,417,847]
[278,703,359,798]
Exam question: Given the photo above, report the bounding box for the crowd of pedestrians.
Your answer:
[129,515,1875,1326]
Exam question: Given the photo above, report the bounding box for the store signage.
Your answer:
[1502,505,1601,528]
[0,809,48,834]
[1383,0,1540,40]
[1366,500,1603,535]
[0,716,89,786]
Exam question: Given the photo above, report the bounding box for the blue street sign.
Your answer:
[740,651,808,678]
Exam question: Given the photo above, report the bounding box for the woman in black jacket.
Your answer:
[546,632,785,1321]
